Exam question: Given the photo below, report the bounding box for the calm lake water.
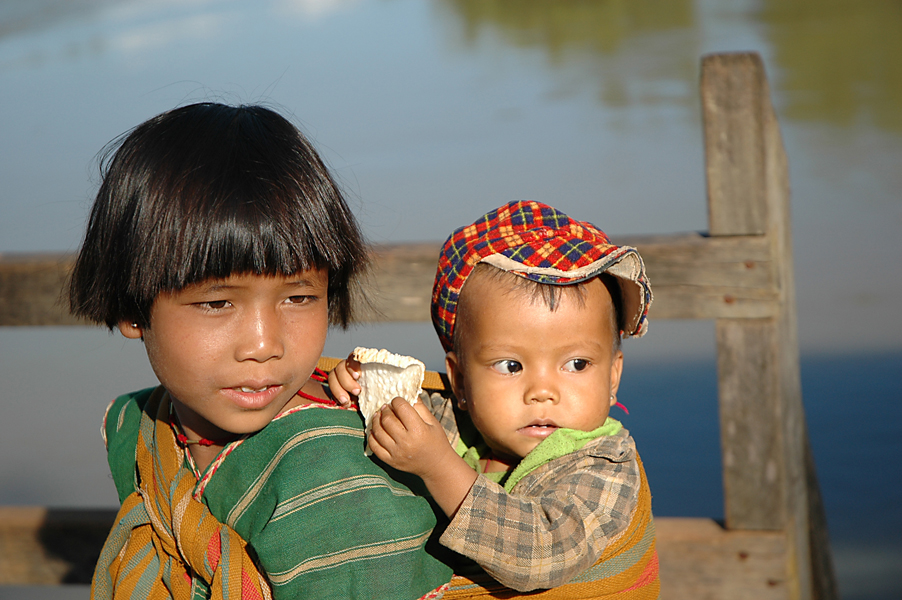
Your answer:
[1,1,900,599]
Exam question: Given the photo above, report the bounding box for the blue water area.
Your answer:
[617,357,724,519]
[618,350,902,600]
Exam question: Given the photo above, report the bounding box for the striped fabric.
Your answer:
[96,386,452,600]
[92,387,271,600]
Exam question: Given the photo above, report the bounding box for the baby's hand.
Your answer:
[368,398,450,479]
[326,356,361,407]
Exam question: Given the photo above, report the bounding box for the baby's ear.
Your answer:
[444,351,467,410]
[609,350,624,405]
[118,320,144,340]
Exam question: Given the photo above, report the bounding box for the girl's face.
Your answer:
[446,276,623,465]
[119,270,329,440]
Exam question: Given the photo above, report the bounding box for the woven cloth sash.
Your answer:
[442,456,660,600]
[91,388,272,600]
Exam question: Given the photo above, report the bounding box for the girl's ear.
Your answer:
[444,351,467,411]
[118,320,144,340]
[609,349,624,407]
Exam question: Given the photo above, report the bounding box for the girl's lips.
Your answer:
[223,384,283,409]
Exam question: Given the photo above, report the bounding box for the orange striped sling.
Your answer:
[441,457,660,600]
[91,388,271,600]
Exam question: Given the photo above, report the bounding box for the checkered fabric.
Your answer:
[431,201,652,352]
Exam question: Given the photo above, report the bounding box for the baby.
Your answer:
[331,201,659,598]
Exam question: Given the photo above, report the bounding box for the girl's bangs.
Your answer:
[167,201,327,288]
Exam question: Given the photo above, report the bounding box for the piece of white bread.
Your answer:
[352,347,425,454]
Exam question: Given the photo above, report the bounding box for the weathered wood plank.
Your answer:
[360,243,442,322]
[657,518,787,600]
[716,317,783,527]
[702,53,767,235]
[0,254,83,327]
[0,507,113,585]
[1,508,791,598]
[0,234,782,327]
[702,52,836,600]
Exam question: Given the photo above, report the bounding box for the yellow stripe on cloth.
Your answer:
[442,457,659,599]
[91,388,272,600]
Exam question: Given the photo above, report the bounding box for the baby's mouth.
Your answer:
[237,385,273,393]
[518,420,560,438]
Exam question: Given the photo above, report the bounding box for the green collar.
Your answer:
[456,418,623,491]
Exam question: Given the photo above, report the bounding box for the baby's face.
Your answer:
[447,276,623,464]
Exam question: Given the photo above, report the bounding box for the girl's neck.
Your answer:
[186,443,222,476]
[169,407,240,474]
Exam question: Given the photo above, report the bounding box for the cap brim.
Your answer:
[480,247,651,338]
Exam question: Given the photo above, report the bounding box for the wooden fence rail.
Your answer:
[0,53,837,600]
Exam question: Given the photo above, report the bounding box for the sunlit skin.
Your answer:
[329,273,623,518]
[446,275,624,467]
[118,270,330,473]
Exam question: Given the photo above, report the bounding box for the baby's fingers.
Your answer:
[412,399,439,425]
[375,402,409,437]
[367,428,390,463]
[327,359,360,406]
[369,410,399,458]
[345,356,361,374]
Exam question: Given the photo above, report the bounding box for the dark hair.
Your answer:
[67,102,369,329]
[453,264,624,356]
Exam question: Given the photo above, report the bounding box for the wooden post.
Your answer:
[701,52,836,600]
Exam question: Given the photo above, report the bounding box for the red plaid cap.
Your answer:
[431,201,652,352]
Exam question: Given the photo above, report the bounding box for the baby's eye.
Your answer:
[491,360,523,375]
[563,359,590,372]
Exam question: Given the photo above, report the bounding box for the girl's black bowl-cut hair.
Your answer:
[67,102,369,329]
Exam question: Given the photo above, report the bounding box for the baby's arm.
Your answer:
[369,398,478,518]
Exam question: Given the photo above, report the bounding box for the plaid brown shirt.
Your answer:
[423,392,644,592]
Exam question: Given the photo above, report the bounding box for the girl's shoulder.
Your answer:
[102,386,158,446]
[102,386,160,503]
[210,402,371,486]
[270,399,365,432]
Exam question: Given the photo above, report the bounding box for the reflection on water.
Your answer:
[442,0,902,132]
[442,0,694,55]
[760,0,902,132]
[3,0,901,131]
[0,0,111,40]
[439,0,698,108]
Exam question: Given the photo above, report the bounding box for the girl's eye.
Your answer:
[564,359,590,372]
[286,295,313,305]
[491,360,523,375]
[201,300,230,310]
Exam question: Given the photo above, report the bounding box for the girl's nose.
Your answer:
[235,308,284,362]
